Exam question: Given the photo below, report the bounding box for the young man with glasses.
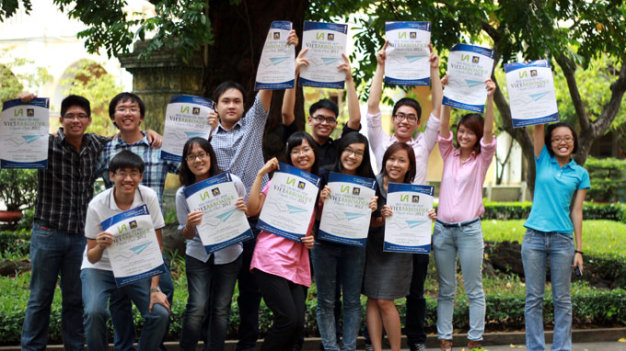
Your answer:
[365,42,443,351]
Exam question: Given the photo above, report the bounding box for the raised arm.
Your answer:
[440,74,451,138]
[533,124,545,158]
[483,79,496,143]
[282,48,309,127]
[246,157,279,216]
[367,41,388,116]
[338,53,360,130]
[570,188,586,273]
[429,44,443,119]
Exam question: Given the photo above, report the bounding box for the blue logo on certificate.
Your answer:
[212,187,221,196]
[352,187,360,195]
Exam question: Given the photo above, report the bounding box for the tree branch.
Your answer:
[594,63,626,137]
[555,53,590,130]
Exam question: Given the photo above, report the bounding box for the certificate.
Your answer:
[384,183,434,254]
[300,21,348,90]
[257,162,320,241]
[0,98,49,169]
[443,44,495,113]
[101,205,166,287]
[384,21,431,86]
[255,21,295,90]
[161,95,215,162]
[183,172,253,254]
[318,172,376,247]
[504,60,559,127]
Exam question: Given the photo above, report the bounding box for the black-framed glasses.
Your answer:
[393,113,418,122]
[311,115,337,124]
[186,152,209,161]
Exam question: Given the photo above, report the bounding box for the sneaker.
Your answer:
[467,340,482,350]
[409,343,427,351]
[440,339,453,351]
[364,344,374,351]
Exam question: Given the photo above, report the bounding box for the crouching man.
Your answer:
[80,150,170,350]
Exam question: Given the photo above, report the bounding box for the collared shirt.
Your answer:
[437,131,497,223]
[97,132,179,204]
[34,128,109,234]
[367,112,440,185]
[81,184,165,271]
[211,94,269,198]
[175,174,245,264]
[525,146,590,234]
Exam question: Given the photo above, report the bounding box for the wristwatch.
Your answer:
[150,287,161,293]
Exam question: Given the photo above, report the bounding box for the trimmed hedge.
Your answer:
[481,202,626,222]
[584,157,626,203]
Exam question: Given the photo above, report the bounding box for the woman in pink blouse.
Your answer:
[434,77,496,351]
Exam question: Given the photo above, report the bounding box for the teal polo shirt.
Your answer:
[525,146,590,234]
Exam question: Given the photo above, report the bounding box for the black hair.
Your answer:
[61,95,91,118]
[456,113,485,154]
[108,92,146,122]
[213,81,246,104]
[309,99,339,118]
[178,137,222,186]
[332,132,374,178]
[544,122,579,157]
[381,142,416,184]
[285,131,319,175]
[109,150,145,174]
[392,97,422,121]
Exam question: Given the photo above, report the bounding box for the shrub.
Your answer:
[481,202,626,223]
[584,157,626,203]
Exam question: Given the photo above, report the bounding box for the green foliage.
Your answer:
[481,202,626,223]
[0,0,32,22]
[584,157,626,202]
[0,50,52,103]
[0,169,38,211]
[0,231,30,259]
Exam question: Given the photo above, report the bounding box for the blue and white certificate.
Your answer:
[299,21,348,89]
[384,22,431,86]
[255,21,295,90]
[101,205,166,287]
[504,60,559,127]
[318,172,376,247]
[443,44,495,113]
[161,95,215,162]
[0,98,49,169]
[257,162,320,242]
[184,172,253,254]
[383,183,434,254]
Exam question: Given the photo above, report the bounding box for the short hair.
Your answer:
[214,81,246,104]
[285,131,319,175]
[332,132,375,179]
[109,92,146,121]
[179,137,222,186]
[392,97,422,121]
[309,99,339,117]
[61,95,91,118]
[545,122,579,156]
[381,142,416,184]
[457,113,485,154]
[109,150,145,174]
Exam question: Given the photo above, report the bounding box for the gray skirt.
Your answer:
[362,226,413,299]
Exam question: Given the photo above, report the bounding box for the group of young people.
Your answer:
[18,29,588,351]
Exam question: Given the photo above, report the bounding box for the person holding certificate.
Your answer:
[247,132,317,351]
[315,132,378,351]
[175,137,247,351]
[522,122,588,351]
[433,76,497,351]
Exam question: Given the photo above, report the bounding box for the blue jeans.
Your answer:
[311,240,366,351]
[81,268,169,351]
[21,223,86,351]
[433,220,485,341]
[522,229,575,351]
[180,254,242,351]
[111,254,174,351]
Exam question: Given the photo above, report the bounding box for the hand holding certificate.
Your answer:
[161,95,216,162]
[299,21,348,89]
[184,172,253,254]
[504,60,559,127]
[100,205,166,287]
[384,183,434,254]
[384,21,431,86]
[0,98,50,169]
[255,21,296,90]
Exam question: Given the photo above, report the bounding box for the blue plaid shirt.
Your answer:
[97,132,180,204]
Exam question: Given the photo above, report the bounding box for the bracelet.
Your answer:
[575,250,583,255]
[150,287,161,293]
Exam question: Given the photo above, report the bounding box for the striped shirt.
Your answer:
[210,94,269,198]
[34,129,109,234]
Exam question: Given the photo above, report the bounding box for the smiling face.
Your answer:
[339,142,365,175]
[308,107,338,140]
[289,138,316,173]
[185,143,212,181]
[215,88,245,130]
[59,105,91,139]
[392,105,420,141]
[384,148,410,183]
[110,167,143,197]
[550,126,575,159]
[113,98,143,133]
[457,123,479,152]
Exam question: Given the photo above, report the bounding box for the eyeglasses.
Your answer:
[290,147,313,156]
[186,152,208,161]
[393,113,418,122]
[343,148,364,158]
[115,170,141,178]
[310,115,337,124]
[551,136,573,144]
[63,113,89,120]
[115,107,140,114]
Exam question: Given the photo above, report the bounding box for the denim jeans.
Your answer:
[81,268,169,351]
[110,254,174,351]
[311,240,366,351]
[522,228,575,351]
[433,220,485,341]
[180,254,242,351]
[21,223,86,351]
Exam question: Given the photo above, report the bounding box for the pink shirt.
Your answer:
[437,131,496,223]
[250,181,313,287]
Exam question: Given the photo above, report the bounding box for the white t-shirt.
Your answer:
[81,184,165,271]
